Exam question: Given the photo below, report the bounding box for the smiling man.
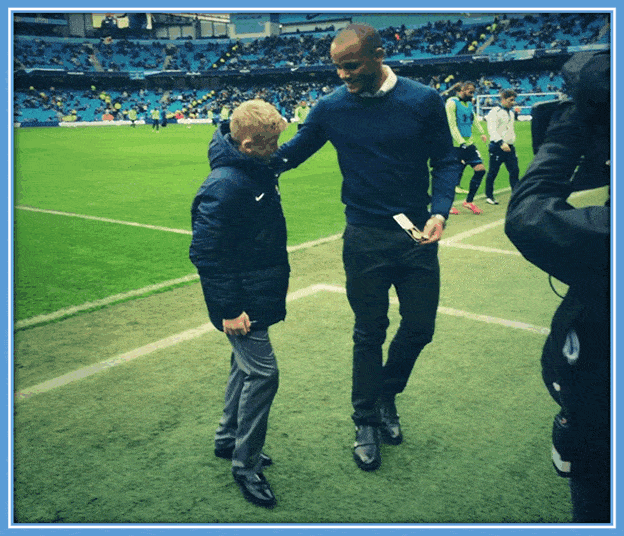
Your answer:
[331,25,388,95]
[273,23,459,472]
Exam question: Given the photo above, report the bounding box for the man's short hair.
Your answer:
[230,99,287,142]
[500,89,518,99]
[333,23,383,56]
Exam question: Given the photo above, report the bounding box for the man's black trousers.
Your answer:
[342,223,440,426]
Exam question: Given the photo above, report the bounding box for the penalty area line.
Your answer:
[15,283,550,402]
[14,235,343,331]
[14,284,331,402]
[318,284,550,335]
[15,205,192,235]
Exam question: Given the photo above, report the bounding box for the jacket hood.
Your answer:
[208,122,269,176]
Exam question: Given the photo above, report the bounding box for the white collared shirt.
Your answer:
[359,65,397,98]
[486,105,516,145]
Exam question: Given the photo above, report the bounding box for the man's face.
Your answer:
[501,95,516,109]
[459,85,475,102]
[330,37,383,95]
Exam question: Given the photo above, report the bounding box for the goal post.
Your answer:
[475,92,563,120]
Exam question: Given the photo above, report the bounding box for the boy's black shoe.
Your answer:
[379,397,403,445]
[215,447,273,467]
[233,472,276,508]
[353,425,381,471]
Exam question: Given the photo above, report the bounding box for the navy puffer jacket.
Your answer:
[189,123,290,331]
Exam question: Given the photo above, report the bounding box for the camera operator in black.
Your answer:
[505,50,610,523]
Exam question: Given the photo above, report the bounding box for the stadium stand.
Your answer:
[13,12,610,125]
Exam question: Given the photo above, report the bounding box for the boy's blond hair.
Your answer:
[230,99,287,143]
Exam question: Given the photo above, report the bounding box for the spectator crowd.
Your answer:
[14,12,608,124]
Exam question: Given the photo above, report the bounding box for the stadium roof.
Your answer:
[160,13,230,23]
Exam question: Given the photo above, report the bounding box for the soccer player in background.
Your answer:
[128,107,137,127]
[484,89,519,204]
[151,107,160,131]
[445,81,488,214]
[273,23,459,472]
[294,100,310,130]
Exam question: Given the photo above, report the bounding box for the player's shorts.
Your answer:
[455,144,483,167]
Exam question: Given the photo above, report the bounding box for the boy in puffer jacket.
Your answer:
[189,100,289,509]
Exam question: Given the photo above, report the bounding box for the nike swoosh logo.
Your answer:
[255,193,265,201]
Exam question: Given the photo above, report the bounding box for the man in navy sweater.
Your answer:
[274,24,459,471]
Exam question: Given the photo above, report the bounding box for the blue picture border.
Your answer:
[3,2,620,535]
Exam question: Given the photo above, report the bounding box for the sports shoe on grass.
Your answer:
[449,207,460,215]
[463,201,483,214]
[486,197,499,205]
[455,186,468,194]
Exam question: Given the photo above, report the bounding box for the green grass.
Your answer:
[12,119,600,525]
[14,123,344,238]
[13,123,345,322]
[13,272,572,524]
[14,210,193,321]
[14,125,210,229]
[13,122,532,323]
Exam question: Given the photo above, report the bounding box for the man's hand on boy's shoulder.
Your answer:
[223,312,251,336]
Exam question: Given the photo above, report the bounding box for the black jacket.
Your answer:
[505,103,610,436]
[189,123,290,331]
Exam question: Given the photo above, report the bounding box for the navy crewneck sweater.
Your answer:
[275,76,458,228]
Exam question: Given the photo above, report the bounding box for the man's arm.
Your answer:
[427,92,461,222]
[474,114,487,143]
[444,98,464,146]
[273,104,329,172]
[486,107,501,142]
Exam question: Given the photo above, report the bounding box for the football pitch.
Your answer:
[12,122,609,524]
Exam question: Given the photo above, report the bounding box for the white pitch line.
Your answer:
[14,283,549,402]
[23,191,586,331]
[16,185,597,243]
[14,284,331,401]
[442,219,506,244]
[315,284,549,335]
[15,205,192,235]
[442,188,599,245]
[14,323,217,402]
[287,233,341,252]
[15,207,345,247]
[437,305,550,336]
[14,274,201,330]
[441,242,521,256]
[14,234,343,330]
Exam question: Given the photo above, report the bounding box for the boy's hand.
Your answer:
[223,312,251,336]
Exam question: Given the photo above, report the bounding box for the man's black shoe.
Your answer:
[379,397,403,445]
[233,472,276,508]
[215,447,273,467]
[353,425,381,471]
